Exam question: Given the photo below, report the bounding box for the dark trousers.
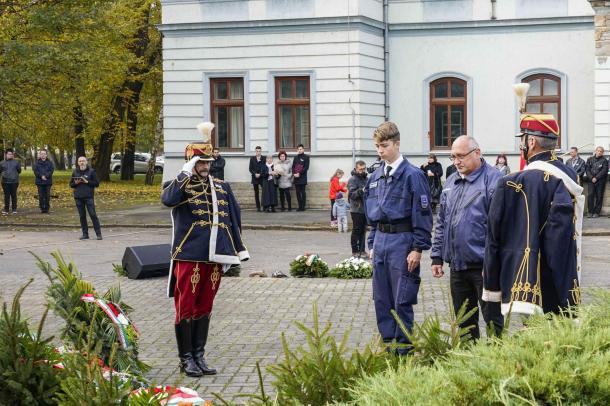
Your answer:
[37,185,51,212]
[295,184,306,210]
[450,268,503,339]
[2,182,18,212]
[253,184,261,210]
[350,212,367,254]
[75,198,101,237]
[330,199,336,221]
[588,180,606,215]
[279,187,292,210]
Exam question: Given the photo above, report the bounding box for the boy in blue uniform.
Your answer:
[162,122,249,377]
[483,114,584,315]
[363,121,432,353]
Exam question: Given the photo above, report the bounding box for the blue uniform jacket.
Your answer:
[161,172,249,296]
[364,158,432,251]
[483,151,579,315]
[431,160,501,270]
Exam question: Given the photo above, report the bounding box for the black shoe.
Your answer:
[175,319,204,377]
[256,208,262,212]
[96,235,103,240]
[79,235,89,240]
[281,207,286,212]
[271,207,276,213]
[191,316,217,375]
[592,213,599,218]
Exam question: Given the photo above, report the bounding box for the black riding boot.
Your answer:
[175,319,203,377]
[192,315,217,375]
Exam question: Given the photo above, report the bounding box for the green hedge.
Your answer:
[343,291,610,406]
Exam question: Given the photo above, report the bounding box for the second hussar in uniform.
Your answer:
[483,111,584,316]
[162,122,249,377]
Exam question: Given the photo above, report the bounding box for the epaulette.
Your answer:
[213,177,225,184]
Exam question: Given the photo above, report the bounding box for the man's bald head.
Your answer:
[450,135,481,176]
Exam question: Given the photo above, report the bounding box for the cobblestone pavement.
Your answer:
[0,229,609,401]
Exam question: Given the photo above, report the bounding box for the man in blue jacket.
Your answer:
[33,149,54,213]
[430,136,503,339]
[364,121,432,354]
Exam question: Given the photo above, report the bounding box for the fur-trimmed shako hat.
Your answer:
[184,122,215,161]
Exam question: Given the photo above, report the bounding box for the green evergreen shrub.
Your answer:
[0,280,63,405]
[289,254,329,278]
[266,302,394,405]
[34,251,149,375]
[344,290,610,405]
[113,263,128,277]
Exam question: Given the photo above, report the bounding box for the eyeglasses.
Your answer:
[450,148,477,162]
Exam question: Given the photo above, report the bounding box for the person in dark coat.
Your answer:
[248,146,265,212]
[446,163,457,179]
[565,146,586,185]
[292,144,310,211]
[0,149,21,214]
[584,146,608,218]
[209,148,225,180]
[483,114,583,316]
[420,153,443,213]
[33,149,54,213]
[347,160,368,256]
[70,156,102,240]
[261,155,278,212]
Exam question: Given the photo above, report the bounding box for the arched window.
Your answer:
[521,73,561,146]
[429,77,467,149]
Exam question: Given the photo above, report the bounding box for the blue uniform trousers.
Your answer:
[372,230,421,352]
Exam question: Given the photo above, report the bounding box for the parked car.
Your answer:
[110,153,164,174]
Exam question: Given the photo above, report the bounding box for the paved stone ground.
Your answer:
[0,228,609,402]
[3,203,610,235]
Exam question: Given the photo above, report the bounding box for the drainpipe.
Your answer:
[383,0,389,120]
[491,0,497,20]
[347,0,357,166]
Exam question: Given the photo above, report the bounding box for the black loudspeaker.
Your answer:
[122,244,171,280]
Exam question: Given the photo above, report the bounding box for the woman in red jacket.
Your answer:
[329,169,347,226]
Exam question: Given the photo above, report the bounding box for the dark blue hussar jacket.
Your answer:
[161,172,249,297]
[483,151,580,316]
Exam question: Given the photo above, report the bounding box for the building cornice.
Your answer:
[390,16,593,33]
[158,16,385,36]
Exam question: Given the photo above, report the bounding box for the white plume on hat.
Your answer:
[196,122,215,143]
[513,83,530,113]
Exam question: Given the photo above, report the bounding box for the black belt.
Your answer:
[377,221,413,234]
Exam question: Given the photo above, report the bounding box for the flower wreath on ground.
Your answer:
[330,257,373,279]
[289,253,330,277]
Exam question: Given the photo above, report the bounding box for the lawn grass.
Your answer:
[6,169,163,211]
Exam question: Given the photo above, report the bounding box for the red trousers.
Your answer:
[173,261,222,324]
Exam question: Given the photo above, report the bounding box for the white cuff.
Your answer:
[482,289,502,302]
[238,250,250,261]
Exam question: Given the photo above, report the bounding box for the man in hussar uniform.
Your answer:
[483,87,584,315]
[162,122,249,377]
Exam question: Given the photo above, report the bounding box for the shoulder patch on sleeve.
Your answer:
[420,194,429,209]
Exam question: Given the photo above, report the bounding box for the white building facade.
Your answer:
[160,0,597,205]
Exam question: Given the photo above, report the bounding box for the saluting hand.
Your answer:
[406,250,421,272]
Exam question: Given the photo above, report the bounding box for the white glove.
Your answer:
[181,156,200,175]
